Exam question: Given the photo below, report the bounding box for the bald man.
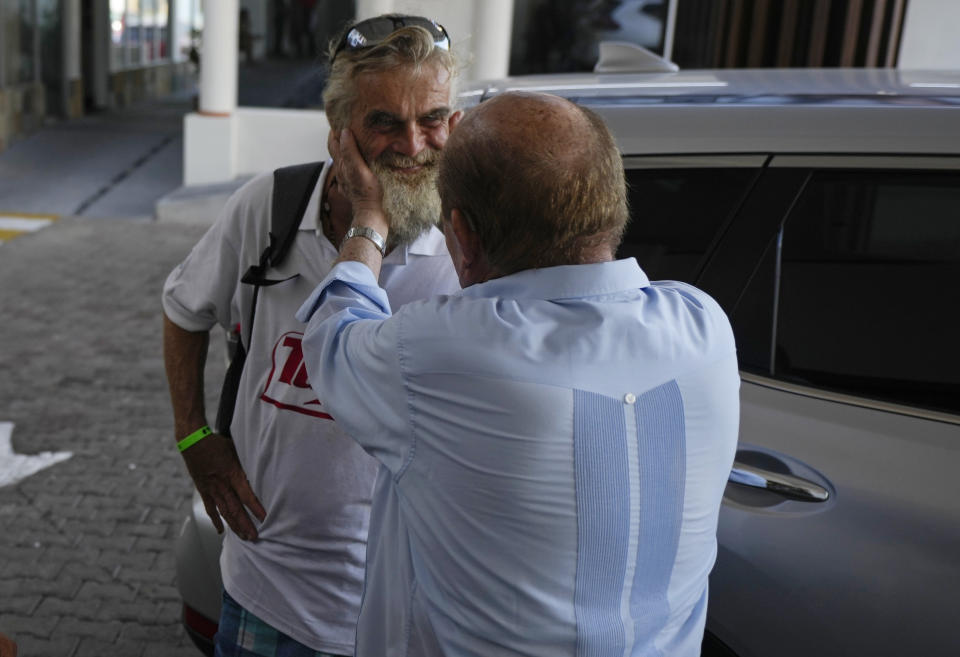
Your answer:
[298,92,740,656]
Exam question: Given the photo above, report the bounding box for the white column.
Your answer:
[200,0,238,115]
[184,110,238,184]
[469,0,513,81]
[356,0,395,21]
[184,0,239,184]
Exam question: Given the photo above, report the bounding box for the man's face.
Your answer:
[347,62,456,246]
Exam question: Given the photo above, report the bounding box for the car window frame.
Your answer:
[742,154,960,424]
[618,154,769,286]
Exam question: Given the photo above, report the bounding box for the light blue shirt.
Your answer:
[297,258,740,657]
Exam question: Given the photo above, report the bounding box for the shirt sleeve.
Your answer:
[297,261,413,474]
[161,175,273,333]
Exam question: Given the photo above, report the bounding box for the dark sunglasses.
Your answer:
[332,15,450,62]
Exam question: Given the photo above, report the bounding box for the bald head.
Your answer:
[458,92,593,162]
[438,92,628,275]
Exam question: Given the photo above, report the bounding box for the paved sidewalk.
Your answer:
[0,56,330,656]
[0,83,214,654]
[0,94,189,220]
[0,214,226,656]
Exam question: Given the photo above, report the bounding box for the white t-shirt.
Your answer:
[162,162,461,654]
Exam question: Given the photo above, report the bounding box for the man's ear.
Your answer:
[450,209,491,285]
[450,209,479,266]
[449,110,464,132]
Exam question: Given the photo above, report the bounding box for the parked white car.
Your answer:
[177,47,960,656]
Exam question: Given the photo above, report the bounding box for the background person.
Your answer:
[162,15,461,657]
[298,91,741,656]
[0,631,16,657]
[239,8,258,66]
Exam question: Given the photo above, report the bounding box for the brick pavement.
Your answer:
[0,216,225,656]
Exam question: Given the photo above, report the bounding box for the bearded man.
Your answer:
[161,16,462,657]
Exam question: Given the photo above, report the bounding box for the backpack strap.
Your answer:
[241,161,325,286]
[216,161,325,437]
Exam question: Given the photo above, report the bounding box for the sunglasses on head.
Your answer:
[332,15,451,63]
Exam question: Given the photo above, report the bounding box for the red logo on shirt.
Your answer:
[260,331,333,420]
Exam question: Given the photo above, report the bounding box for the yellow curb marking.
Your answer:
[0,212,59,244]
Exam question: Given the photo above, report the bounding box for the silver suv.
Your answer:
[176,48,960,656]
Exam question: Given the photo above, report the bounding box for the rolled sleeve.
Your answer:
[161,174,275,333]
[161,219,239,332]
[298,261,412,474]
[296,260,392,325]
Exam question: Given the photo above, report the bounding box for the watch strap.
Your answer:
[342,225,386,256]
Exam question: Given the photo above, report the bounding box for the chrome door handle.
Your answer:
[729,461,830,502]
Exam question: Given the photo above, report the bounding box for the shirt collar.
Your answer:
[460,258,650,300]
[390,225,449,264]
[299,159,449,264]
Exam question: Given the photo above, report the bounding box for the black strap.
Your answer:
[215,336,246,436]
[242,161,325,286]
[215,161,325,437]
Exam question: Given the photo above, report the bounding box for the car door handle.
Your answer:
[729,461,830,502]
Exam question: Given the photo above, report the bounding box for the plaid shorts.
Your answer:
[214,590,349,657]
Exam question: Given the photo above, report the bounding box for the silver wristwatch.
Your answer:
[341,225,386,256]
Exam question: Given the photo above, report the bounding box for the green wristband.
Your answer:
[177,425,212,452]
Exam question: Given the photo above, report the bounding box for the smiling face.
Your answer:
[349,61,455,164]
[347,62,457,246]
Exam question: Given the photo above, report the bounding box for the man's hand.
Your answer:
[181,433,266,541]
[328,128,387,230]
[163,318,264,541]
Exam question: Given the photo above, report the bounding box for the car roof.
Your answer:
[461,68,960,106]
[459,68,960,157]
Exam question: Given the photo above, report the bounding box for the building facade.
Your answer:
[0,0,201,152]
[3,1,957,170]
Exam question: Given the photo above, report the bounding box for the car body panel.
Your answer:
[175,491,224,651]
[465,68,960,102]
[462,69,960,156]
[714,379,960,657]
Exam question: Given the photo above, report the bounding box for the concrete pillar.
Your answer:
[63,1,82,117]
[185,0,239,185]
[199,0,238,115]
[356,0,396,20]
[469,0,513,81]
[90,0,110,109]
[65,2,81,80]
[184,112,238,184]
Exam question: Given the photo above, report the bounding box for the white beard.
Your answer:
[371,150,442,248]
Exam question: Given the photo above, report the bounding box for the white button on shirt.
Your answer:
[298,258,740,657]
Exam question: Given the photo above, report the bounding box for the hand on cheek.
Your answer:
[331,129,384,220]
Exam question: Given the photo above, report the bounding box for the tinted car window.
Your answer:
[775,169,960,414]
[618,168,758,282]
